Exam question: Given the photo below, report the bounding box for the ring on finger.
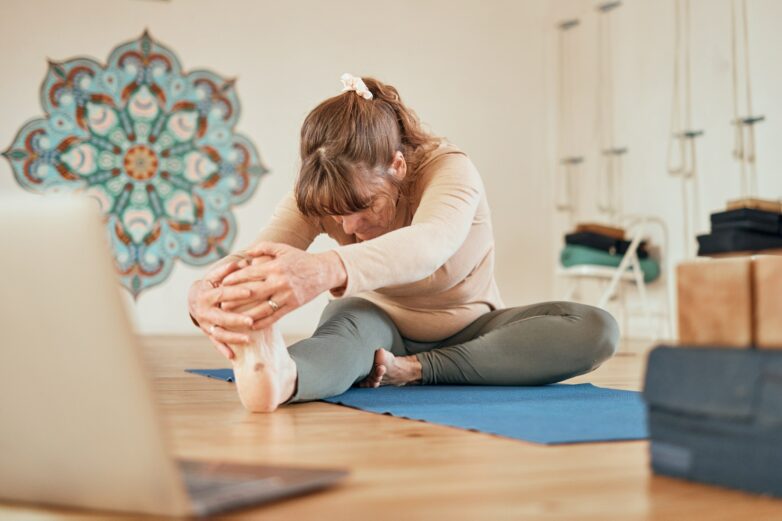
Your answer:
[267,298,280,313]
[209,324,216,335]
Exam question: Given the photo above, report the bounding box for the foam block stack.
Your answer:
[698,198,782,256]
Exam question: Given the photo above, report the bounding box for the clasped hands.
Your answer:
[188,241,346,360]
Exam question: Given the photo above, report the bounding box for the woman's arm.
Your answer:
[244,190,324,251]
[330,152,482,297]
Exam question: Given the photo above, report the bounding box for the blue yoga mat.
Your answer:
[186,368,648,445]
[186,368,235,382]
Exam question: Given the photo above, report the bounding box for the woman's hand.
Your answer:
[220,242,347,330]
[188,258,257,360]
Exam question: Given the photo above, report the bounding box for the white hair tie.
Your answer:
[340,73,373,100]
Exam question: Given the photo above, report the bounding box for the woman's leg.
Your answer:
[228,295,402,411]
[406,301,619,386]
[284,297,407,403]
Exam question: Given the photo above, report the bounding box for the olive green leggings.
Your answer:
[285,297,619,403]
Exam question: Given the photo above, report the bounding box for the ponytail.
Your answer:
[295,76,442,217]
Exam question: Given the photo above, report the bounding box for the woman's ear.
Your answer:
[392,151,407,181]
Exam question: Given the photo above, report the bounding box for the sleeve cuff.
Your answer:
[329,246,358,298]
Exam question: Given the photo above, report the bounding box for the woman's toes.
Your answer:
[360,360,383,388]
[373,364,387,387]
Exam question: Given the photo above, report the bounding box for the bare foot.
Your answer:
[359,348,422,388]
[229,324,297,413]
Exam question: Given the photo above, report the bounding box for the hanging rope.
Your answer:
[555,18,583,226]
[595,1,625,225]
[731,0,765,199]
[666,0,703,257]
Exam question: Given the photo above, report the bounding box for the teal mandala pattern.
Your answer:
[2,31,268,298]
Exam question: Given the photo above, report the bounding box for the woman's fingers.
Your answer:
[244,241,288,258]
[250,254,275,265]
[250,303,290,331]
[221,297,254,311]
[204,258,246,285]
[203,306,254,329]
[210,325,252,346]
[204,284,252,305]
[222,263,274,286]
[219,280,277,311]
[207,335,236,360]
[240,299,278,322]
[244,288,292,322]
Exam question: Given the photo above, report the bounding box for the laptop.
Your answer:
[0,194,348,517]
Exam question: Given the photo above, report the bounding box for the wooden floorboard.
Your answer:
[2,335,782,520]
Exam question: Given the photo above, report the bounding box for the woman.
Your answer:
[187,73,619,413]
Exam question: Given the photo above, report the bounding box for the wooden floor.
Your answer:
[3,336,782,520]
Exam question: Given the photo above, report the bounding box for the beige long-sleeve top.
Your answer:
[254,140,504,341]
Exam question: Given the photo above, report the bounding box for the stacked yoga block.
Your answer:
[697,198,782,256]
[643,255,782,498]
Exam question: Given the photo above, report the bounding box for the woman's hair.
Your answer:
[295,76,442,217]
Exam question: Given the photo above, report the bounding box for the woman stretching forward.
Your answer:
[187,74,619,412]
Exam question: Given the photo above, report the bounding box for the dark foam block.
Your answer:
[712,220,781,235]
[711,207,782,227]
[565,231,649,258]
[710,208,782,235]
[186,369,648,445]
[697,229,782,255]
[644,346,782,498]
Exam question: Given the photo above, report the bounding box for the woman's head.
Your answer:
[295,75,441,240]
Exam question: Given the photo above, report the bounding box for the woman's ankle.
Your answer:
[403,355,423,385]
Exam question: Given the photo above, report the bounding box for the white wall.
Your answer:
[545,0,782,338]
[0,0,553,336]
[9,1,773,340]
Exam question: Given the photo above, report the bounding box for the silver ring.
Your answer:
[267,298,280,313]
[209,324,216,335]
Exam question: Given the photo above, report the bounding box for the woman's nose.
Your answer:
[337,215,361,235]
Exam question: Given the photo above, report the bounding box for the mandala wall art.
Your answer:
[2,30,269,298]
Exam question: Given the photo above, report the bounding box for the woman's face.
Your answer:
[332,152,406,241]
[332,184,398,241]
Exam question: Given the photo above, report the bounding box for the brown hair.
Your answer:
[295,76,442,217]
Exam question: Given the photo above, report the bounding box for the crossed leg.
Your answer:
[361,301,619,388]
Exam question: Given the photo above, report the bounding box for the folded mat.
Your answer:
[712,220,782,235]
[575,222,626,240]
[697,229,782,256]
[186,368,648,445]
[560,244,660,283]
[644,346,782,497]
[710,207,782,235]
[726,197,782,213]
[565,231,649,258]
